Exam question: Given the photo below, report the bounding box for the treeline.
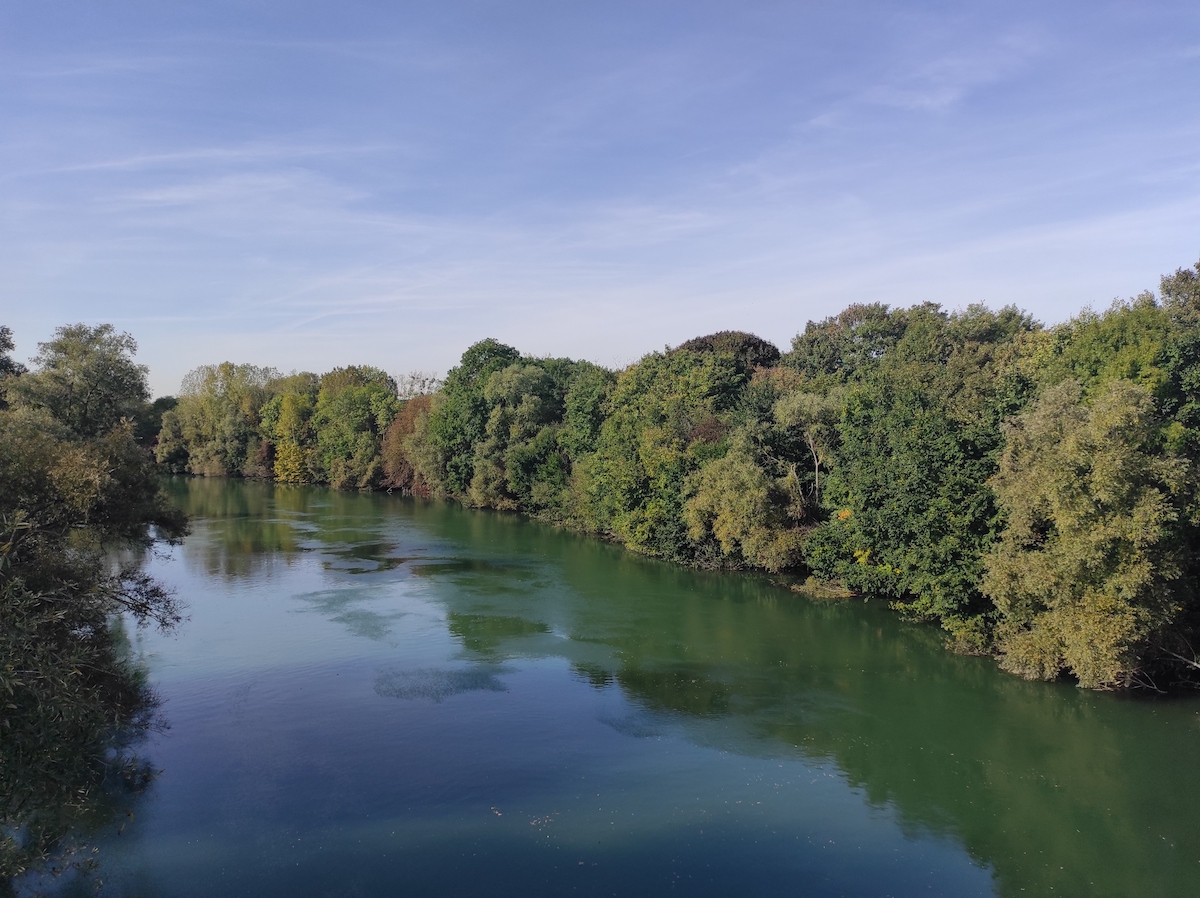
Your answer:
[158,262,1200,690]
[154,364,441,491]
[1,325,187,881]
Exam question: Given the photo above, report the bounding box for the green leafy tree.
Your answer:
[558,362,616,460]
[577,349,744,562]
[156,363,278,476]
[260,391,316,483]
[0,326,26,408]
[683,440,805,571]
[1033,294,1174,398]
[1160,259,1200,458]
[469,363,561,510]
[983,380,1193,688]
[674,331,781,375]
[310,367,399,490]
[783,303,911,383]
[803,304,1039,647]
[6,324,149,437]
[418,339,521,496]
[773,387,842,510]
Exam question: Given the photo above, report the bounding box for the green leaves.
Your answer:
[983,380,1190,688]
[7,324,149,438]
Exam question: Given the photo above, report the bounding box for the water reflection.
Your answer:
[4,619,159,893]
[446,613,551,657]
[292,587,408,641]
[395,495,1200,898]
[155,478,1200,898]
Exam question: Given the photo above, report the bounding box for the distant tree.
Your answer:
[683,440,805,572]
[132,395,178,448]
[156,363,278,476]
[381,394,434,493]
[1160,259,1200,457]
[784,303,910,382]
[260,391,316,483]
[802,304,1039,648]
[318,365,396,398]
[1035,294,1174,398]
[0,325,26,410]
[468,363,567,511]
[558,362,616,460]
[773,388,842,508]
[419,339,521,496]
[310,371,399,490]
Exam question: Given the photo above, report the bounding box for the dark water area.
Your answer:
[32,479,1200,897]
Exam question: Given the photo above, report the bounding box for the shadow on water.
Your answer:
[373,666,510,703]
[149,478,1200,898]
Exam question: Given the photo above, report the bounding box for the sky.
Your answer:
[2,1,1199,396]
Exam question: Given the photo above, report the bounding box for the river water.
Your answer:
[49,479,1200,896]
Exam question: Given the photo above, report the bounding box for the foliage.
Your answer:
[1034,294,1175,398]
[420,339,521,496]
[156,362,279,476]
[310,369,399,491]
[803,304,1039,645]
[674,331,781,374]
[261,391,315,483]
[381,394,434,493]
[783,302,910,383]
[6,324,149,438]
[982,380,1193,688]
[1,328,187,884]
[0,326,26,407]
[576,349,745,562]
[1160,260,1200,458]
[683,441,804,572]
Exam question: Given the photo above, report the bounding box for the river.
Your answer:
[43,478,1200,896]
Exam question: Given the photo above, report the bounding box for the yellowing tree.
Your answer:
[983,379,1190,688]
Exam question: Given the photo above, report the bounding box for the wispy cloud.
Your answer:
[22,54,185,79]
[38,142,400,175]
[865,30,1046,113]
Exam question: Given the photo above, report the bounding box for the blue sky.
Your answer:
[2,1,1199,395]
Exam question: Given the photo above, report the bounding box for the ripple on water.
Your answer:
[372,666,509,703]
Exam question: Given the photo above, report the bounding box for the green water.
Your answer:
[42,479,1200,896]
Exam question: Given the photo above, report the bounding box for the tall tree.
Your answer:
[7,324,149,437]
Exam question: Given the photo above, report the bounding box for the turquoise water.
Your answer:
[44,479,1200,896]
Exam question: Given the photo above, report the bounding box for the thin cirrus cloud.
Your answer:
[1,1,1198,395]
[864,33,1046,113]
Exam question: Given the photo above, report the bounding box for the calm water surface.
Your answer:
[48,480,1200,896]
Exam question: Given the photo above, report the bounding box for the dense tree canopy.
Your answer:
[148,259,1200,689]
